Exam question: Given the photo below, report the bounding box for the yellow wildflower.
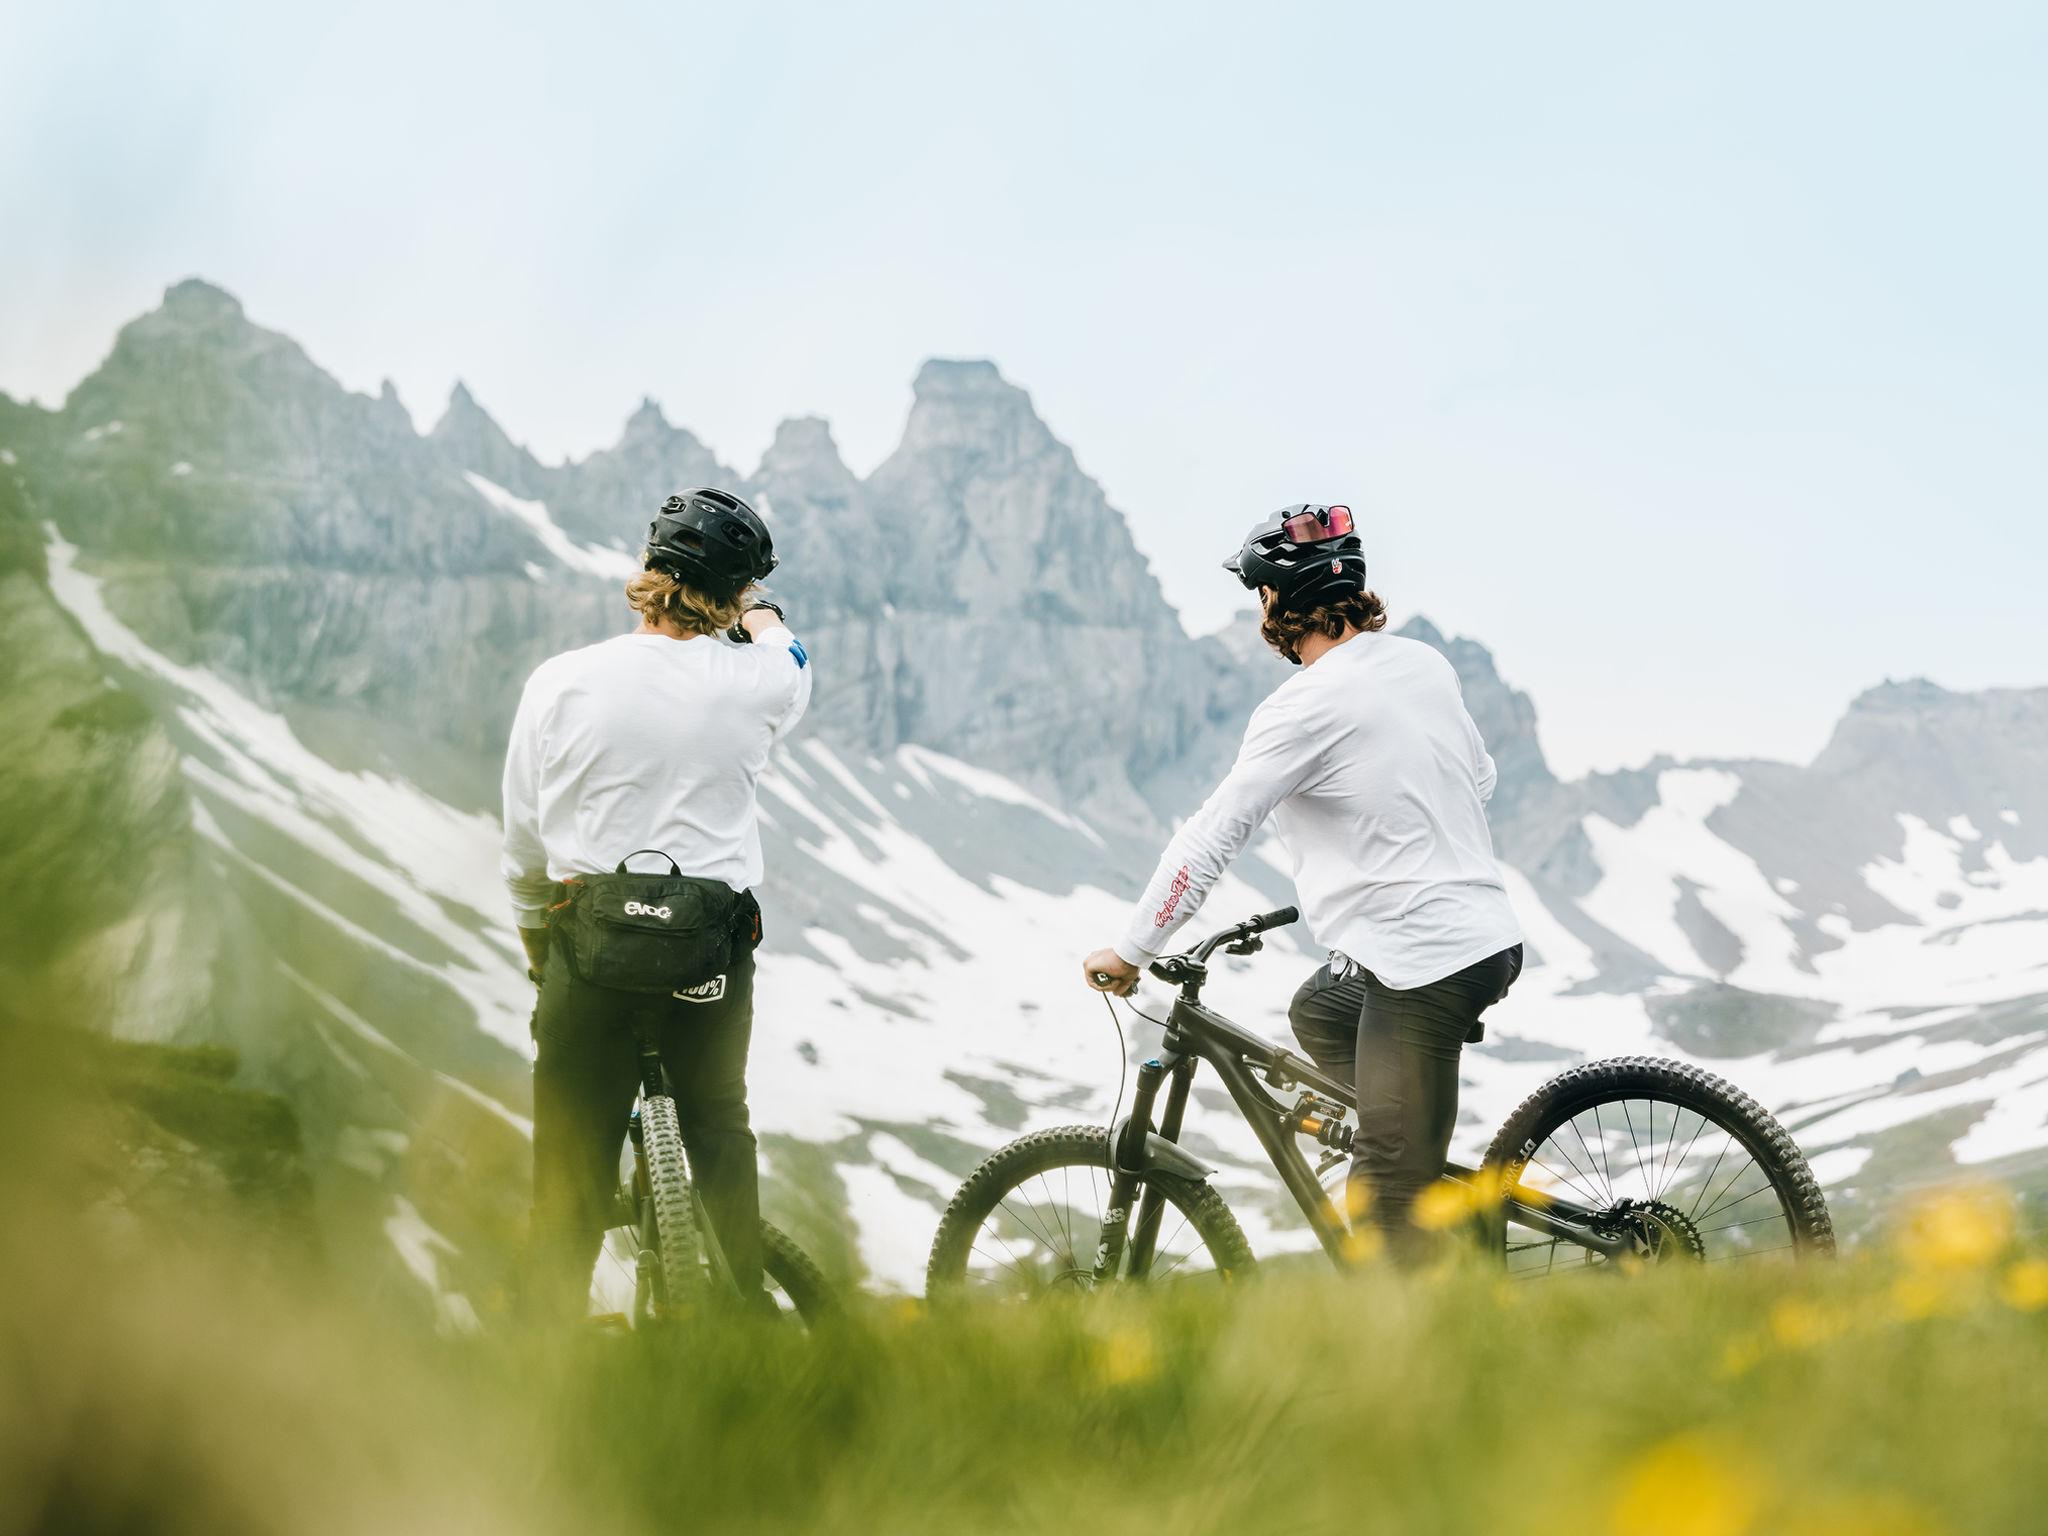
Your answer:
[1768,1296,1847,1350]
[1889,1271,1961,1321]
[1896,1183,2014,1272]
[1998,1256,2048,1312]
[1339,1225,1386,1266]
[1717,1335,1764,1379]
[1608,1434,1761,1536]
[1093,1324,1159,1386]
[1412,1178,1479,1232]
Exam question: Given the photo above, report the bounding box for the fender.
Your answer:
[1109,1116,1214,1183]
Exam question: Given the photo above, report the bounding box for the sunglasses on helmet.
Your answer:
[1281,505,1354,544]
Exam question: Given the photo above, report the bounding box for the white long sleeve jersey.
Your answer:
[1116,630,1521,990]
[500,628,812,928]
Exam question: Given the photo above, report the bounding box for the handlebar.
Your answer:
[1191,905,1298,962]
[1141,906,1300,986]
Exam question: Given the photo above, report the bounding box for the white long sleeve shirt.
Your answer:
[500,627,812,928]
[1116,630,1520,990]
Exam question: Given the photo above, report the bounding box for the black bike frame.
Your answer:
[1094,917,1630,1277]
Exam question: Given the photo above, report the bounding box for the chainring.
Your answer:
[1599,1197,1708,1263]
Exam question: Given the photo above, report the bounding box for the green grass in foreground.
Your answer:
[2,1034,2045,1535]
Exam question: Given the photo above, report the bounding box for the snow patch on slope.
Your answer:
[464,471,639,581]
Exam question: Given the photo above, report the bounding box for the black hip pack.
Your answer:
[554,850,762,995]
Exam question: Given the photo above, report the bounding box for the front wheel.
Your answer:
[640,1093,714,1313]
[1482,1056,1835,1277]
[926,1126,1256,1297]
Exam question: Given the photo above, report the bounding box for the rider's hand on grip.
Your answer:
[1082,947,1141,997]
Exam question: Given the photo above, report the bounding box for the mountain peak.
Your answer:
[161,278,245,322]
[895,358,1053,468]
[759,415,854,488]
[913,358,1009,395]
[433,379,498,433]
[622,396,672,442]
[1402,614,1447,649]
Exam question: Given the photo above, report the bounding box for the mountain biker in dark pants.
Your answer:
[502,489,811,1322]
[1083,505,1522,1263]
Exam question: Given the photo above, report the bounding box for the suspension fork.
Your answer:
[1093,1055,1170,1281]
[1124,1055,1197,1279]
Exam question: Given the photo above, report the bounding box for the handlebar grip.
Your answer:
[1252,906,1300,931]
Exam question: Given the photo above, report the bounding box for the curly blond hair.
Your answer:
[624,563,752,637]
[1259,588,1389,664]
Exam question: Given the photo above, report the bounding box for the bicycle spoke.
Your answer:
[1539,1126,1607,1205]
[1696,1181,1778,1224]
[996,1193,1068,1262]
[1658,1111,1711,1204]
[1707,1242,1795,1262]
[1033,1174,1082,1265]
[1148,1211,1211,1282]
[1527,1152,1608,1209]
[1697,1212,1794,1236]
[1568,1114,1614,1205]
[1059,1165,1076,1263]
[1685,1133,1737,1220]
[1590,1104,1618,1198]
[969,1238,1036,1284]
[1621,1100,1651,1194]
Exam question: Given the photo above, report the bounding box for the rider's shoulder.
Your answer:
[524,633,637,691]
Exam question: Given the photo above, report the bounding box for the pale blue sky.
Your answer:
[3,1,2042,776]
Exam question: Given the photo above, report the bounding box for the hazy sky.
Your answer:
[4,1,2043,777]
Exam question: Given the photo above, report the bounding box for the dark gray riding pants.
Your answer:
[521,943,760,1322]
[1288,945,1522,1263]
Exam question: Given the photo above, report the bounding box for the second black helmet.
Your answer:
[1223,503,1367,612]
[646,487,777,598]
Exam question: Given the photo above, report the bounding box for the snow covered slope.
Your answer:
[43,514,2048,1304]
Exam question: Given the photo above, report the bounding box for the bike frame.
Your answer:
[1096,920,1631,1279]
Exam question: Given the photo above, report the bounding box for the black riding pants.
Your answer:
[1288,945,1522,1263]
[522,943,760,1322]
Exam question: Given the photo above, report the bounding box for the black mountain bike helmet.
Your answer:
[1223,503,1367,612]
[645,487,778,598]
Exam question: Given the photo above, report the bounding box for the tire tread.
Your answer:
[925,1124,1256,1292]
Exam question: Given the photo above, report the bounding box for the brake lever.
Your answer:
[1224,935,1264,956]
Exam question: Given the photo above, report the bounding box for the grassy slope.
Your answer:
[3,1031,2044,1536]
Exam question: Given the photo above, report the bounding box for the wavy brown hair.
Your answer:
[1259,587,1389,664]
[624,563,752,638]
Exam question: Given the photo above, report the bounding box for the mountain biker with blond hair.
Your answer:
[1083,504,1522,1261]
[503,488,811,1320]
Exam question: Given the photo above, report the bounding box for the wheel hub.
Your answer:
[1599,1198,1706,1263]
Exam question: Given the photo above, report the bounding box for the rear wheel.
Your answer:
[926,1126,1256,1297]
[762,1222,834,1324]
[1482,1056,1834,1277]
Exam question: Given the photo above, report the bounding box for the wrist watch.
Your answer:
[729,596,786,644]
